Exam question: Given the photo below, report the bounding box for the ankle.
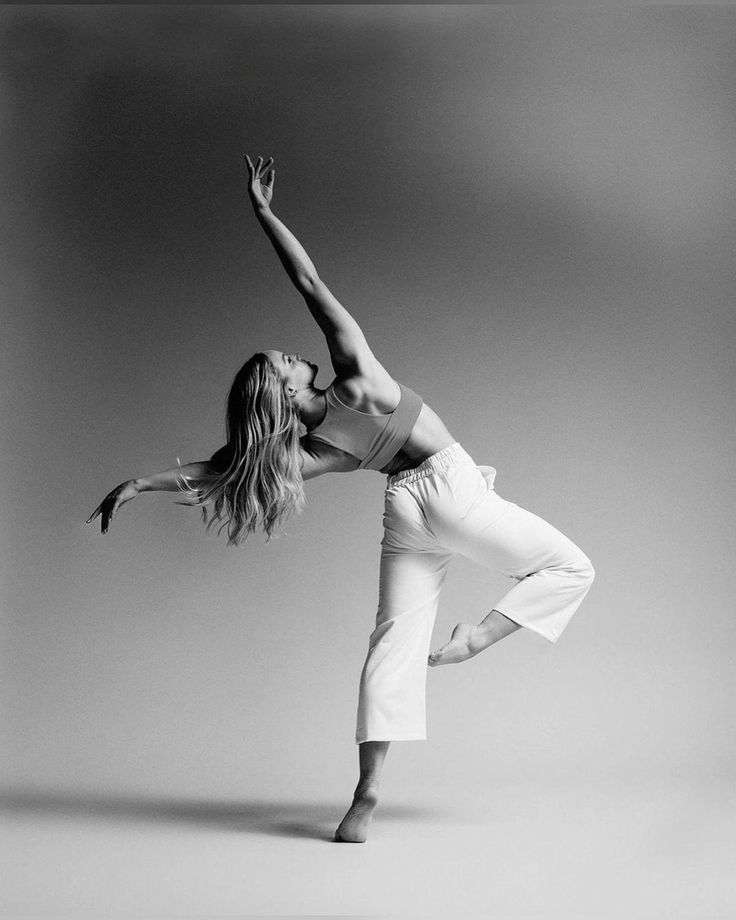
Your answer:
[355,778,380,798]
[471,622,498,651]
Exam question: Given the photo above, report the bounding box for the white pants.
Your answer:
[355,443,595,743]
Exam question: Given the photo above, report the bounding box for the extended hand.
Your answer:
[85,480,141,535]
[244,154,275,210]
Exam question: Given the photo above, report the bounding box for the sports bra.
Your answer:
[306,380,424,474]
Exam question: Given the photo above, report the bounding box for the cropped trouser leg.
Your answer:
[355,443,595,744]
[446,500,595,644]
[356,545,452,743]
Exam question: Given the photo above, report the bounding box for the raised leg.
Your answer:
[430,483,595,644]
[335,741,390,843]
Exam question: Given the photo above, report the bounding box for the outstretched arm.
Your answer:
[135,460,212,493]
[85,456,219,534]
[244,155,376,376]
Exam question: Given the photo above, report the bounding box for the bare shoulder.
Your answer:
[332,361,401,415]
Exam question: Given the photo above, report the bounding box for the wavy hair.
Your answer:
[175,353,306,546]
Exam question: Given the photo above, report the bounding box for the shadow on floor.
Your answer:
[0,787,445,841]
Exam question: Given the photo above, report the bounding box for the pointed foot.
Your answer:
[428,622,495,666]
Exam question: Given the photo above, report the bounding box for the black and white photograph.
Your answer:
[2,4,735,918]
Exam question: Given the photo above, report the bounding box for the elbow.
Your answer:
[297,271,320,294]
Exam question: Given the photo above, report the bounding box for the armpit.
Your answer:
[209,443,235,473]
[300,436,360,478]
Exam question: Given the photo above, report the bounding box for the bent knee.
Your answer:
[576,555,595,586]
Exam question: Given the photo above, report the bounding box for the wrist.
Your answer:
[132,477,148,493]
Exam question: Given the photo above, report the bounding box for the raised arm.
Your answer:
[245,155,316,289]
[244,155,377,377]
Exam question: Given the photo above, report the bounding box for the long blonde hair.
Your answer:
[176,353,305,545]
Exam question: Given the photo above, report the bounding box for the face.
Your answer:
[263,350,318,395]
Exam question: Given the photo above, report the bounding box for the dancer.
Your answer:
[86,155,595,844]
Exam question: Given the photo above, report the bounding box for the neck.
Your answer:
[293,386,327,430]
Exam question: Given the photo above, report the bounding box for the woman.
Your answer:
[86,155,595,844]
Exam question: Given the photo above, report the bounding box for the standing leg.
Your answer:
[334,741,390,843]
[337,485,453,842]
[356,545,453,741]
[336,547,451,843]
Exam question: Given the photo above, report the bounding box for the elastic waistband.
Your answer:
[386,442,473,488]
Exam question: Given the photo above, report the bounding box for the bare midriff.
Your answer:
[380,402,457,476]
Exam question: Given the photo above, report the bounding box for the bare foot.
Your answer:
[334,784,379,843]
[428,622,492,667]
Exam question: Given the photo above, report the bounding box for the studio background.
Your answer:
[2,5,734,918]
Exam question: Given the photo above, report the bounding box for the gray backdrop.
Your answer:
[2,5,735,916]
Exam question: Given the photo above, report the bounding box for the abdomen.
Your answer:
[382,403,457,475]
